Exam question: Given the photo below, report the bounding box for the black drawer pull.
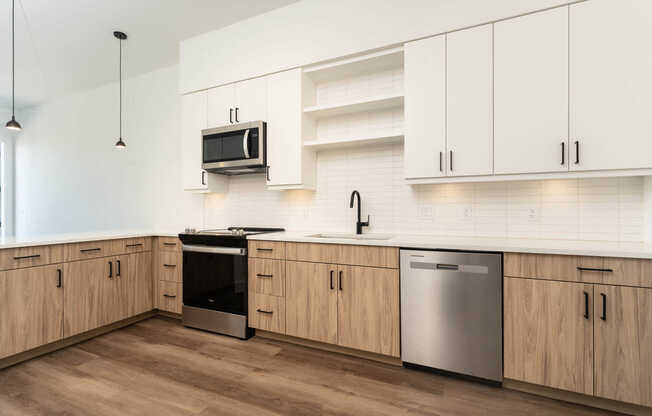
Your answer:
[583,291,589,320]
[116,260,121,277]
[339,271,343,291]
[126,243,143,248]
[330,270,334,290]
[577,267,613,273]
[163,294,176,298]
[600,293,607,321]
[108,261,113,278]
[163,242,177,246]
[256,274,273,279]
[163,264,177,268]
[80,248,102,253]
[256,248,273,252]
[57,269,62,288]
[13,254,41,260]
[256,309,273,315]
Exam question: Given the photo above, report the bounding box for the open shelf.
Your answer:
[304,47,404,84]
[303,93,404,118]
[304,132,404,150]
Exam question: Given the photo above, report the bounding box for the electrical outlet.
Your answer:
[464,207,473,218]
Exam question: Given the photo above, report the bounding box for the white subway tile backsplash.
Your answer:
[203,144,644,242]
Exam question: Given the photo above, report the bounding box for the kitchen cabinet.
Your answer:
[127,251,153,317]
[285,261,337,344]
[206,84,235,127]
[494,7,569,175]
[159,281,182,314]
[250,293,285,333]
[504,277,594,395]
[569,0,652,172]
[207,78,268,127]
[0,265,64,359]
[404,35,446,179]
[594,285,652,407]
[266,68,315,189]
[337,265,400,357]
[181,91,228,193]
[446,24,493,177]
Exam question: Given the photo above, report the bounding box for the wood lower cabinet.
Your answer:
[0,264,64,359]
[159,281,182,314]
[504,277,594,395]
[127,251,153,317]
[337,265,400,357]
[594,285,652,407]
[250,293,285,333]
[285,261,337,344]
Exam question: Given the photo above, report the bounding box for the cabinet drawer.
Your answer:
[286,242,398,269]
[159,252,182,282]
[249,293,285,334]
[248,258,284,296]
[159,281,182,314]
[159,237,181,252]
[0,245,64,271]
[111,237,151,255]
[64,240,113,261]
[249,241,285,259]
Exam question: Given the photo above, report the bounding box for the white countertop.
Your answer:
[248,231,652,259]
[0,230,180,250]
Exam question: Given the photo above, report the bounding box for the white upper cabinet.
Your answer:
[446,24,493,177]
[494,7,569,175]
[181,92,228,193]
[404,35,446,179]
[570,0,652,172]
[206,84,235,128]
[234,77,268,123]
[266,68,315,189]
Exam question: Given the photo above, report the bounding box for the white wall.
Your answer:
[205,144,644,242]
[180,0,574,93]
[14,65,204,238]
[0,117,16,237]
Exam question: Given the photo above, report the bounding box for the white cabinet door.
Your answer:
[494,7,569,175]
[266,69,303,187]
[235,77,268,123]
[404,35,446,179]
[206,84,235,128]
[570,0,652,171]
[447,25,493,177]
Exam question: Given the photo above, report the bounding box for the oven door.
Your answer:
[182,245,248,316]
[202,121,265,170]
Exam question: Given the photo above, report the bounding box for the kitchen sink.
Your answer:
[306,233,393,241]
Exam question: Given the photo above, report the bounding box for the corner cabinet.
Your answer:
[181,91,228,193]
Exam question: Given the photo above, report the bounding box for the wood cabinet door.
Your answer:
[64,258,114,337]
[494,7,569,174]
[504,278,593,395]
[112,255,130,323]
[446,24,493,177]
[0,265,64,359]
[570,0,652,171]
[594,285,652,407]
[127,252,153,317]
[403,35,446,179]
[337,265,400,357]
[285,261,337,344]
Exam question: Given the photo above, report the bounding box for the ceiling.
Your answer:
[0,0,298,109]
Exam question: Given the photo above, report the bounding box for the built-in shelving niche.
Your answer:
[302,47,404,151]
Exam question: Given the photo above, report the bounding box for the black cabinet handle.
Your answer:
[583,291,589,319]
[229,108,233,123]
[439,152,443,172]
[108,261,113,278]
[577,267,613,273]
[561,142,565,165]
[80,248,101,253]
[126,243,143,248]
[338,271,343,291]
[201,171,206,186]
[13,254,41,260]
[256,309,273,315]
[266,166,270,181]
[256,248,273,252]
[163,264,177,268]
[330,270,334,290]
[575,140,580,164]
[235,107,239,123]
[600,293,607,321]
[163,294,176,298]
[116,260,121,277]
[449,150,453,172]
[57,269,62,288]
[256,274,273,279]
[163,242,177,246]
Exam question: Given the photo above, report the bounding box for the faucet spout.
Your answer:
[349,190,369,235]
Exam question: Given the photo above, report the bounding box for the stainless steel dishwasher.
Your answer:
[400,249,503,383]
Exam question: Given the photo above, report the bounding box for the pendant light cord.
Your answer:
[11,0,16,117]
[119,37,122,138]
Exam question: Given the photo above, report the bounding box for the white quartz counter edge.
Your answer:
[0,230,180,250]
[247,231,652,259]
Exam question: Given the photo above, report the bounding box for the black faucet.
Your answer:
[349,190,369,235]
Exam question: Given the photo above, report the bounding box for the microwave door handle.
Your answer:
[243,129,250,158]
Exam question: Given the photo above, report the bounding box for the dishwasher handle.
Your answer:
[436,263,459,271]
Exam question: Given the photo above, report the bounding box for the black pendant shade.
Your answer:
[5,0,21,131]
[114,31,127,148]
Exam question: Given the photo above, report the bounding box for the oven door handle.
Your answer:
[182,245,247,256]
[242,129,250,159]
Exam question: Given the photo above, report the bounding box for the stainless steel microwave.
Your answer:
[201,121,266,175]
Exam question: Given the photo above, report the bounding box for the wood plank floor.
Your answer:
[0,317,619,416]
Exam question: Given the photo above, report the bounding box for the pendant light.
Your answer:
[5,0,21,131]
[114,31,127,148]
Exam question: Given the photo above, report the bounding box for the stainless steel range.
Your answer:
[178,227,283,339]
